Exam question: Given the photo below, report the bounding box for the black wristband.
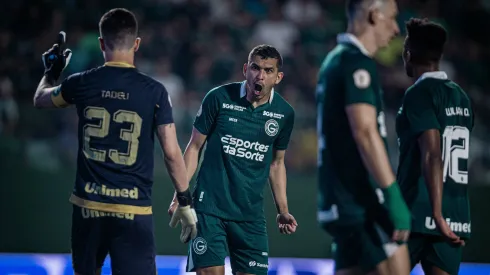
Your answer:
[176,189,192,207]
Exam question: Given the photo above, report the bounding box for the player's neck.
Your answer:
[412,65,439,80]
[104,51,135,67]
[246,87,270,108]
[347,25,378,57]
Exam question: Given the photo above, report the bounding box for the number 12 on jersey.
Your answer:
[442,126,470,184]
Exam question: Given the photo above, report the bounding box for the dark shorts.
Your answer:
[322,217,400,272]
[408,232,463,275]
[186,212,269,275]
[71,205,156,275]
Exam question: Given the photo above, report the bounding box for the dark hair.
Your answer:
[99,8,138,51]
[405,17,447,64]
[248,45,283,69]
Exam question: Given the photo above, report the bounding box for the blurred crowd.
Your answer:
[1,0,490,184]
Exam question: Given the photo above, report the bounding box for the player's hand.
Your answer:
[169,205,198,243]
[167,199,178,217]
[434,215,465,246]
[42,31,72,81]
[276,213,298,234]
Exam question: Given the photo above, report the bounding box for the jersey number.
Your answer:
[83,107,142,166]
[442,126,469,184]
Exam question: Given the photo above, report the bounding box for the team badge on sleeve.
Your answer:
[353,69,371,89]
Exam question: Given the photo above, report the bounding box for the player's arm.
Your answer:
[269,111,297,234]
[169,90,220,208]
[343,61,410,239]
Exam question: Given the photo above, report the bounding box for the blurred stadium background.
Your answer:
[1,0,490,274]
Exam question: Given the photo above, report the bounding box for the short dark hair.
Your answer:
[99,8,138,51]
[248,45,283,69]
[405,17,447,64]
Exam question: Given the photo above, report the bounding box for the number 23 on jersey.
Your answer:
[83,106,142,166]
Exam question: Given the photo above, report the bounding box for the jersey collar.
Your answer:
[240,81,274,103]
[104,61,135,68]
[337,33,370,57]
[414,71,448,85]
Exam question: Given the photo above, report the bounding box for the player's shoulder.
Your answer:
[271,91,295,117]
[203,82,242,101]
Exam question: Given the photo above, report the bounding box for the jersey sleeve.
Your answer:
[51,73,80,108]
[193,90,220,135]
[343,57,377,106]
[274,110,295,150]
[154,85,174,126]
[405,87,440,135]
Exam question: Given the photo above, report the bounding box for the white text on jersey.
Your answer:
[101,90,129,100]
[445,107,470,117]
[223,103,246,112]
[262,110,284,119]
[221,134,269,162]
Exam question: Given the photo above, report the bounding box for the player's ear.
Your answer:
[368,9,382,25]
[98,37,105,52]
[133,37,141,52]
[275,71,284,85]
[243,63,247,77]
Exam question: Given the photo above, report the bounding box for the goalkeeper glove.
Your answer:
[42,31,72,81]
[169,189,198,243]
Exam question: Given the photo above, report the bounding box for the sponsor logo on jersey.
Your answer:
[221,134,269,162]
[263,110,284,119]
[222,103,246,112]
[425,216,471,233]
[353,69,371,89]
[84,182,139,199]
[249,261,268,268]
[265,119,279,137]
[193,237,207,255]
[81,207,135,220]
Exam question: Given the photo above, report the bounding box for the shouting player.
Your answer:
[316,0,412,274]
[397,18,473,275]
[33,8,197,275]
[169,44,297,275]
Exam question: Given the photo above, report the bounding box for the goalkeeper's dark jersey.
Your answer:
[51,62,173,215]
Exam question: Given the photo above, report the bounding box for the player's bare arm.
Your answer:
[33,76,60,108]
[346,103,410,241]
[156,123,189,193]
[269,149,297,234]
[418,129,464,246]
[346,104,395,188]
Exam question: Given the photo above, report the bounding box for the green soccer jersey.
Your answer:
[193,81,295,221]
[396,72,474,239]
[316,34,389,225]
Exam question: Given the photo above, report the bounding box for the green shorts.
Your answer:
[408,233,463,275]
[323,219,400,272]
[186,212,269,275]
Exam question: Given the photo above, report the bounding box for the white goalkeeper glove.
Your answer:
[169,205,198,243]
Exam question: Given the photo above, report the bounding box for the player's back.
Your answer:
[396,73,474,238]
[316,36,387,225]
[59,63,173,215]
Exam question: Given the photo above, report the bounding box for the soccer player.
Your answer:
[316,0,412,274]
[169,44,297,275]
[33,8,197,275]
[397,18,473,275]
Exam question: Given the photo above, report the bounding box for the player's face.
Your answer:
[243,56,284,101]
[402,37,414,77]
[373,0,400,48]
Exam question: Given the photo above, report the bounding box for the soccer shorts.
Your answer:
[408,232,463,275]
[186,212,269,275]
[322,218,400,272]
[71,205,156,275]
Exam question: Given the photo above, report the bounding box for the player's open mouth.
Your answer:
[254,83,263,95]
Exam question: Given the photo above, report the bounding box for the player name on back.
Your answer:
[84,182,139,199]
[445,107,470,117]
[101,90,129,100]
[425,216,471,233]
